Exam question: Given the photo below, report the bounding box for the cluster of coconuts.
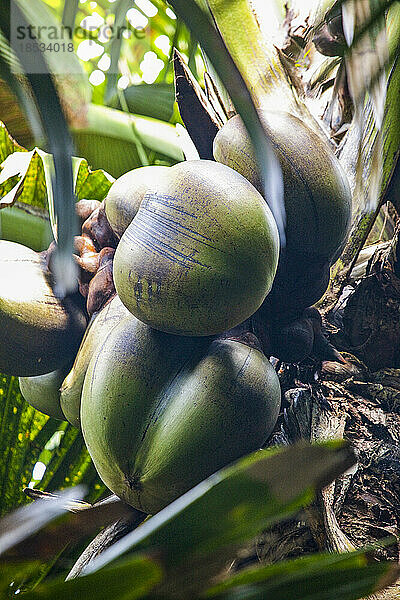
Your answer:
[2,109,351,515]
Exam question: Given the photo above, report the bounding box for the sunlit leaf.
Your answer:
[0,120,26,163]
[0,486,86,556]
[0,136,113,240]
[74,159,114,201]
[0,150,46,209]
[0,374,58,518]
[0,129,112,248]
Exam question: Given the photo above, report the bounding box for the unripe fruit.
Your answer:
[19,367,69,420]
[113,160,279,336]
[60,294,130,428]
[104,166,170,238]
[0,241,86,376]
[81,315,281,514]
[213,111,351,262]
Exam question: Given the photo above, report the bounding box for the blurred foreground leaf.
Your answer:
[22,555,162,600]
[62,0,80,31]
[12,0,90,129]
[206,547,399,600]
[84,441,355,595]
[3,496,134,561]
[18,441,394,600]
[104,0,136,104]
[26,544,397,600]
[0,486,85,557]
[0,33,43,148]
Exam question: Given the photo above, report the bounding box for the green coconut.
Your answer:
[0,241,87,376]
[213,111,351,261]
[19,366,70,420]
[104,165,170,238]
[60,294,130,427]
[81,314,281,514]
[113,160,279,336]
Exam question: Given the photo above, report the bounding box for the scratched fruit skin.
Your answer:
[113,160,280,336]
[81,314,281,514]
[60,294,130,428]
[0,241,87,377]
[19,367,70,421]
[104,165,170,238]
[213,111,351,262]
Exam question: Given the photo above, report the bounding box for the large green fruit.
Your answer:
[104,165,170,238]
[19,366,70,420]
[60,294,130,427]
[0,241,87,376]
[113,160,279,336]
[81,315,281,514]
[213,111,351,262]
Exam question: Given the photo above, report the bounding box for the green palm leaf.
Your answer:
[0,373,105,518]
[71,104,184,178]
[111,83,176,123]
[83,441,354,596]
